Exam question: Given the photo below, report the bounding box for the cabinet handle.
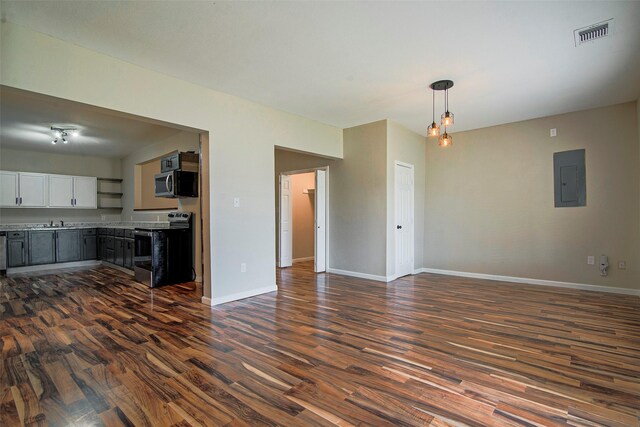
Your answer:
[19,197,22,205]
[21,242,24,263]
[15,197,18,205]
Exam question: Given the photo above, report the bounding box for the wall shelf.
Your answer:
[97,178,123,209]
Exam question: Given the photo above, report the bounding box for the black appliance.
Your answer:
[133,211,193,288]
[154,170,198,198]
[160,151,199,173]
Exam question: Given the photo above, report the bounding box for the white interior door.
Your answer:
[314,169,326,272]
[49,175,74,208]
[395,162,414,278]
[279,174,293,268]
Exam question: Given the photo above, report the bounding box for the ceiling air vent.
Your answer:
[574,19,612,46]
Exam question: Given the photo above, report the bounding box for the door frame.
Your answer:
[394,160,415,278]
[277,166,330,272]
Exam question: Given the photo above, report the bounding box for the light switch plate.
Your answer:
[587,256,595,265]
[233,197,240,207]
[240,263,247,273]
[550,128,557,137]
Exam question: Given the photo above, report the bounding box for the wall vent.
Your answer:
[574,19,612,46]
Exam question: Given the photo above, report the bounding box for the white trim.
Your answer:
[327,268,390,282]
[417,268,640,296]
[293,256,314,263]
[206,285,278,306]
[7,260,100,274]
[393,160,415,278]
[201,296,212,305]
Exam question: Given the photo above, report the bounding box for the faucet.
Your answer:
[61,220,64,227]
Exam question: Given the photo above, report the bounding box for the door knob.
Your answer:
[397,225,402,229]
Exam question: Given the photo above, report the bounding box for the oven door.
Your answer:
[154,171,175,198]
[134,230,153,286]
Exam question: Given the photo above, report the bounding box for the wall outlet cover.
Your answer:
[550,128,557,137]
[240,262,247,273]
[233,197,240,208]
[618,261,626,270]
[587,255,595,265]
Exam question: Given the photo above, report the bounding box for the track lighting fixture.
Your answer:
[51,126,78,145]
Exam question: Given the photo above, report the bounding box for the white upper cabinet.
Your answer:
[0,171,19,207]
[49,175,97,209]
[0,171,98,209]
[49,175,74,208]
[73,176,97,208]
[0,171,47,207]
[18,173,48,207]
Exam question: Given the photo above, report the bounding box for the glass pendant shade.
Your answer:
[438,131,452,147]
[441,111,454,127]
[427,121,440,137]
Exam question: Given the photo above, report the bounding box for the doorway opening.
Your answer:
[278,168,327,273]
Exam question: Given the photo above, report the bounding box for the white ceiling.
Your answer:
[0,87,188,158]
[1,1,640,135]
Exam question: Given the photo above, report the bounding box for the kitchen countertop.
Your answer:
[0,221,170,232]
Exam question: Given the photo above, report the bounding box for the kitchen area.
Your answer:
[0,87,206,293]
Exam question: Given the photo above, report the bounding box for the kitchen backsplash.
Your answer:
[0,208,122,224]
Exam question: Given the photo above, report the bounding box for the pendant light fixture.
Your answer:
[427,88,439,137]
[427,79,454,147]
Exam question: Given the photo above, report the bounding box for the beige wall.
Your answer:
[386,120,426,276]
[121,129,201,279]
[0,147,122,224]
[425,102,640,290]
[136,159,178,210]
[330,120,387,276]
[291,172,315,260]
[0,23,343,302]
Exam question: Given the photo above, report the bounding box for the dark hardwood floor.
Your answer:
[1,261,639,426]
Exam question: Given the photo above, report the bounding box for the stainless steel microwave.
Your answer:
[154,170,198,198]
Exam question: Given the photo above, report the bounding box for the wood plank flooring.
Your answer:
[1,261,639,426]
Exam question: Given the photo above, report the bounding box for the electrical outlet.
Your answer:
[550,128,557,137]
[587,255,595,265]
[618,261,626,270]
[101,214,106,221]
[233,197,240,208]
[240,263,247,273]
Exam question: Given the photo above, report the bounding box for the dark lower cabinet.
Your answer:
[105,236,115,264]
[7,238,28,267]
[96,235,104,260]
[29,231,56,265]
[83,236,97,260]
[114,237,124,267]
[123,238,133,269]
[56,230,81,263]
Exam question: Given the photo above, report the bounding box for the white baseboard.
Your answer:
[293,256,314,263]
[417,268,640,296]
[204,285,278,306]
[8,260,100,275]
[326,268,391,282]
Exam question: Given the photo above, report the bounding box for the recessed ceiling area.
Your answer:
[0,87,194,158]
[1,1,639,134]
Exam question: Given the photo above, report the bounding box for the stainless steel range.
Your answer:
[133,211,193,288]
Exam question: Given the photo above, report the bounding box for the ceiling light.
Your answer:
[439,130,452,147]
[50,126,79,145]
[428,80,455,147]
[427,87,439,137]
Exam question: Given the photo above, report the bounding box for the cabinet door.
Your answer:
[0,172,19,207]
[29,231,56,265]
[83,235,97,260]
[74,176,97,208]
[123,239,133,269]
[18,173,47,207]
[49,175,74,208]
[115,238,124,266]
[56,230,81,263]
[7,239,27,267]
[96,236,103,260]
